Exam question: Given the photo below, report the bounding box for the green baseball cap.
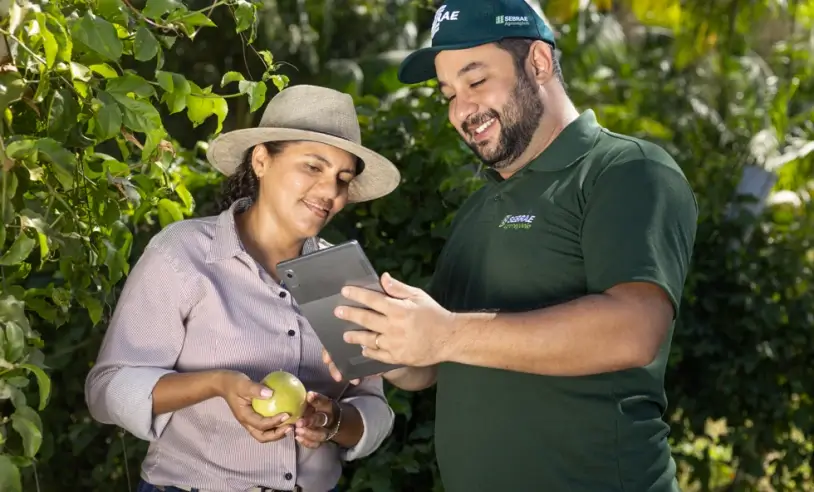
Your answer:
[398,0,557,85]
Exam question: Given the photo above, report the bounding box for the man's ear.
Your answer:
[528,41,555,85]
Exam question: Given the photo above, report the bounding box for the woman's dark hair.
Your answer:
[218,141,288,212]
[216,140,366,213]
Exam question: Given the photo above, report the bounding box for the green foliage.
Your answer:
[0,0,283,489]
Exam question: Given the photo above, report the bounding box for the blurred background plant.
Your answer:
[1,0,812,491]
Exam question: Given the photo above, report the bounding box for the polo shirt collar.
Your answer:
[206,197,321,263]
[483,109,602,182]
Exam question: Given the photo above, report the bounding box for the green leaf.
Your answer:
[33,138,78,190]
[0,72,27,111]
[4,322,25,363]
[70,62,92,82]
[36,13,59,68]
[89,63,119,78]
[47,88,79,142]
[175,182,194,211]
[134,26,160,61]
[158,71,191,114]
[185,84,227,132]
[19,209,50,263]
[96,0,128,24]
[234,0,256,34]
[0,230,35,266]
[221,71,245,86]
[10,405,43,458]
[143,0,183,18]
[93,102,123,141]
[0,167,18,214]
[157,198,183,227]
[171,11,217,28]
[111,93,162,133]
[271,74,289,92]
[18,364,51,411]
[0,295,29,332]
[72,12,123,61]
[0,455,22,492]
[239,80,267,112]
[106,74,156,98]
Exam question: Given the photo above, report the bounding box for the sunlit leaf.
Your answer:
[157,198,183,227]
[239,80,266,112]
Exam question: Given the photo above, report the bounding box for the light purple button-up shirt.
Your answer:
[85,198,394,492]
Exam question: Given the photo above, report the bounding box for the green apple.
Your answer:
[251,370,307,425]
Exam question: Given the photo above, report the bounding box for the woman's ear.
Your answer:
[251,144,268,178]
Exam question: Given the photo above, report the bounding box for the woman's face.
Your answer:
[251,140,358,239]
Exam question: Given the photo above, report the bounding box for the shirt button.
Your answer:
[284,472,293,480]
[287,329,296,337]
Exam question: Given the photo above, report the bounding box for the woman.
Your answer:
[85,85,401,492]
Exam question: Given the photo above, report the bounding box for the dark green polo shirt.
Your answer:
[428,110,698,492]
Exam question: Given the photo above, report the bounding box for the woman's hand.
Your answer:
[294,391,338,449]
[216,370,294,443]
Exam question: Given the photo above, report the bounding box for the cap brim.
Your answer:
[206,128,401,203]
[397,38,505,85]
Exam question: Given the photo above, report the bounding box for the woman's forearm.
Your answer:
[152,370,226,415]
[330,402,364,448]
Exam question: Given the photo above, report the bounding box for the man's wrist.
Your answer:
[440,311,491,364]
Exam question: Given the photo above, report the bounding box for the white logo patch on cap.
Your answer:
[431,5,460,39]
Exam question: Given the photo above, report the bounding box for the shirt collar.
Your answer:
[206,197,321,263]
[483,109,602,182]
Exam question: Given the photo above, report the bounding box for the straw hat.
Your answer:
[206,84,401,203]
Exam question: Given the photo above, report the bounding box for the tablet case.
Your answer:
[276,240,404,381]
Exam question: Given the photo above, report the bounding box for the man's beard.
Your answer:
[462,71,544,170]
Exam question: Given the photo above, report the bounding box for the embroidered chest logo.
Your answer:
[498,214,536,230]
[431,5,460,39]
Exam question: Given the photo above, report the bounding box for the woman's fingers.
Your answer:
[295,426,329,448]
[246,422,293,443]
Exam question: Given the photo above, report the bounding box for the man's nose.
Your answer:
[454,94,478,126]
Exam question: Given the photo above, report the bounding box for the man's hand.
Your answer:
[334,272,456,367]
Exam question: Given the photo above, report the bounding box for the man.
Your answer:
[326,0,699,490]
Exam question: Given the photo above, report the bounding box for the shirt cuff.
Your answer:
[338,395,395,461]
[105,366,176,441]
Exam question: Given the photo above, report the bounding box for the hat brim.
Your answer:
[397,38,505,85]
[206,128,401,203]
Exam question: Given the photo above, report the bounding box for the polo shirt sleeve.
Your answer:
[580,159,698,316]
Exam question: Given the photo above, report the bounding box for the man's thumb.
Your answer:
[381,272,414,299]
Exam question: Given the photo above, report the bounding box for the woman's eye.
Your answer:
[305,164,320,172]
[471,79,485,88]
